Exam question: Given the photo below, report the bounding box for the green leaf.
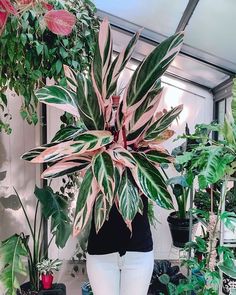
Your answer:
[0,235,28,295]
[36,43,44,55]
[196,146,234,189]
[131,153,173,209]
[22,131,113,163]
[144,105,183,141]
[218,259,236,279]
[76,73,104,130]
[117,169,139,227]
[220,211,236,233]
[93,151,115,205]
[51,125,85,142]
[124,32,184,110]
[35,85,79,117]
[34,186,71,248]
[158,274,170,285]
[56,60,63,74]
[94,192,111,233]
[73,168,99,236]
[145,149,172,164]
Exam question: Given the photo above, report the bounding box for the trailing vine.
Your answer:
[0,0,99,132]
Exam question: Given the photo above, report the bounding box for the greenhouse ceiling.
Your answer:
[94,0,235,91]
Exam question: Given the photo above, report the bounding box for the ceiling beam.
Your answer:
[96,9,235,78]
[175,0,200,33]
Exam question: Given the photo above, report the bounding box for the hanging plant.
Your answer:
[0,0,99,132]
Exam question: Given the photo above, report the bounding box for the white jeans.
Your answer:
[86,251,154,295]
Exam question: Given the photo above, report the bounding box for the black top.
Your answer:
[87,196,153,256]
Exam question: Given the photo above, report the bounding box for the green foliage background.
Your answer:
[0,0,99,133]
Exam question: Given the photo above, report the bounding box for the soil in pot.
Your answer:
[167,212,198,248]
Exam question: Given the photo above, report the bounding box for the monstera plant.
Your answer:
[22,19,184,236]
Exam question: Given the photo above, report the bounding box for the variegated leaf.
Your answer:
[126,82,163,144]
[21,142,57,162]
[73,168,99,236]
[131,152,173,209]
[93,151,115,205]
[106,32,140,99]
[77,73,104,130]
[117,169,139,231]
[144,105,183,141]
[144,149,173,164]
[51,125,85,142]
[94,192,112,233]
[63,64,77,92]
[30,131,113,163]
[41,155,91,178]
[36,85,79,117]
[122,32,184,115]
[92,18,113,100]
[108,144,135,168]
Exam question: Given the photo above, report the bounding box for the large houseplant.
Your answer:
[0,186,70,295]
[166,124,198,247]
[22,19,184,236]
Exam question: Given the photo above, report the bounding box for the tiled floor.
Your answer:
[54,264,88,295]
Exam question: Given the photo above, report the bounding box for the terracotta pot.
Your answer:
[42,274,54,289]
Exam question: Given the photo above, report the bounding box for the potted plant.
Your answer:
[81,282,93,295]
[21,18,184,237]
[166,173,198,248]
[37,259,62,290]
[165,124,198,248]
[148,260,186,295]
[0,186,70,295]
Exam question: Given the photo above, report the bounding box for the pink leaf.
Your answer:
[41,1,53,11]
[0,0,17,14]
[0,11,8,36]
[44,9,76,36]
[17,0,34,4]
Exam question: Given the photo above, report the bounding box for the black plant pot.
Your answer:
[167,212,198,248]
[17,282,66,295]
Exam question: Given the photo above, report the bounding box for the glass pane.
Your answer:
[112,28,230,89]
[94,0,189,36]
[218,100,225,124]
[184,0,236,68]
[226,96,233,116]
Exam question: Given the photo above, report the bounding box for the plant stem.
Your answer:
[14,188,34,240]
[122,126,127,149]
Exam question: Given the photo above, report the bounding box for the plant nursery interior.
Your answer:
[1,0,236,295]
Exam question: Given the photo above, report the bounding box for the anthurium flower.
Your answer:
[0,11,8,35]
[0,0,17,35]
[44,9,76,36]
[0,0,17,14]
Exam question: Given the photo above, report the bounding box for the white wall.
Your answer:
[152,76,213,259]
[0,91,38,292]
[0,91,37,241]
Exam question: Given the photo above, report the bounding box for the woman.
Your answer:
[86,195,154,295]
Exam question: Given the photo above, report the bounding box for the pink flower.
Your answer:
[44,9,76,36]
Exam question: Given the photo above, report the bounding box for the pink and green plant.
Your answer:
[22,19,184,236]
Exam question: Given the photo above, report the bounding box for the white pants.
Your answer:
[86,251,154,295]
